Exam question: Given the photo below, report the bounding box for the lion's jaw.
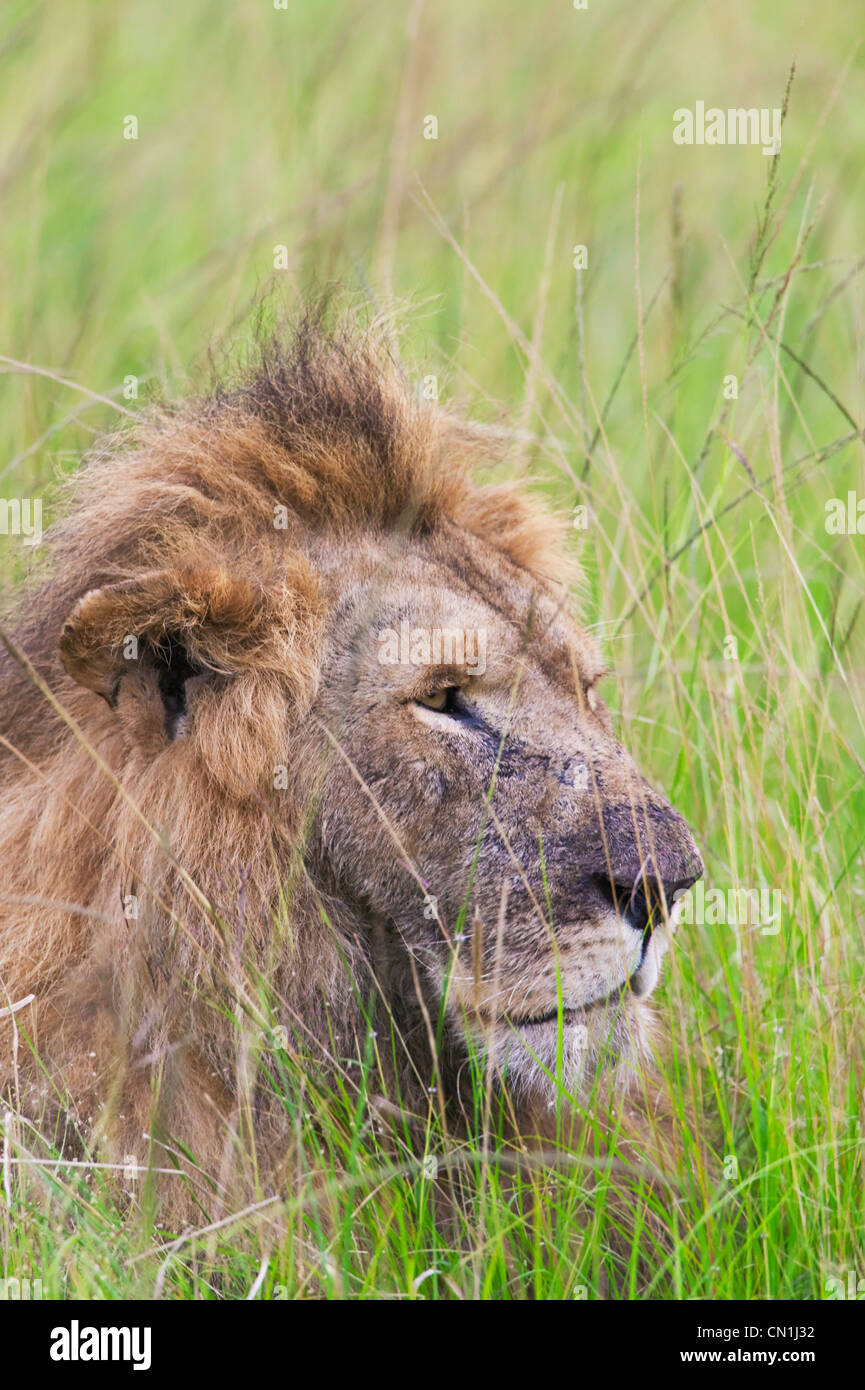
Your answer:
[449,909,680,1102]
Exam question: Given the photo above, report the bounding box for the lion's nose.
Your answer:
[594,870,701,935]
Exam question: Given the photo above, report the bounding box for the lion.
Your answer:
[0,318,702,1223]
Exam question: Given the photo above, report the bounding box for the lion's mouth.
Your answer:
[628,934,661,997]
[507,1005,581,1028]
[507,940,661,1027]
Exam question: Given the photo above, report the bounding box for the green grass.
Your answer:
[1,0,864,1299]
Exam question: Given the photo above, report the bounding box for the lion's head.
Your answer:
[0,318,702,1187]
[308,521,702,1103]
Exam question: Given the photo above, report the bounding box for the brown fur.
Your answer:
[0,317,702,1223]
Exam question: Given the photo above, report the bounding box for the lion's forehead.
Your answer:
[318,531,604,691]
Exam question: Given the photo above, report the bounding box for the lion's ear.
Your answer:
[59,566,273,735]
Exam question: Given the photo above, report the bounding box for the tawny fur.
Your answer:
[0,318,702,1224]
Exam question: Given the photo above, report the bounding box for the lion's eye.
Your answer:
[414,686,461,714]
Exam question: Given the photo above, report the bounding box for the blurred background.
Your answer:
[1,0,863,1296]
[1,0,861,427]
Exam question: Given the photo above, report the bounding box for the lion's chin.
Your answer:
[470,997,652,1103]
